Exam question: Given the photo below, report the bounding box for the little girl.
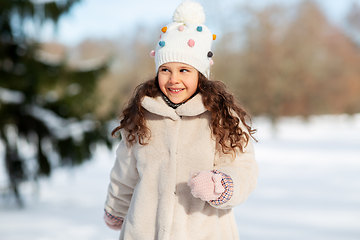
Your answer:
[103,1,258,239]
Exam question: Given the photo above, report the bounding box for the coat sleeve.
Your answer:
[210,126,259,209]
[104,135,139,219]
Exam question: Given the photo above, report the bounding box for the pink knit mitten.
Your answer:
[187,170,225,201]
[104,213,123,231]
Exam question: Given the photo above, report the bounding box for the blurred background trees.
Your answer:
[213,0,360,123]
[1,0,360,207]
[0,0,111,207]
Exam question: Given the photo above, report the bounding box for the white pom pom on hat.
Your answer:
[173,1,206,24]
[150,1,216,79]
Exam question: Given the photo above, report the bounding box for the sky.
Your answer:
[31,0,360,46]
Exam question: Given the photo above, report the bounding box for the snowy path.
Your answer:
[1,115,360,240]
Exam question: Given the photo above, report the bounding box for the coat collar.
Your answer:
[141,94,208,121]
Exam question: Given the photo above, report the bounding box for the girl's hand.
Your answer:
[103,213,124,231]
[187,170,225,201]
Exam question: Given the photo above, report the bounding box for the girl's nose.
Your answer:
[169,73,180,84]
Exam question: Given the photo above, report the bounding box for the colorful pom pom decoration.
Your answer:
[188,39,195,47]
[210,59,214,66]
[212,34,217,40]
[178,25,185,31]
[197,26,203,32]
[150,50,155,57]
[159,41,165,47]
[161,27,167,33]
[207,51,213,58]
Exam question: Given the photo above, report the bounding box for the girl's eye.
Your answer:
[180,69,189,73]
[161,68,169,72]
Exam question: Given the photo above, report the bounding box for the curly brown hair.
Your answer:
[112,73,256,154]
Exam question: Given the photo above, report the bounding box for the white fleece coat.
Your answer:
[105,94,259,240]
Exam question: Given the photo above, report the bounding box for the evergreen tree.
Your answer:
[0,0,111,207]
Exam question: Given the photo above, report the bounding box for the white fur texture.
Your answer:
[173,1,205,24]
[105,94,259,239]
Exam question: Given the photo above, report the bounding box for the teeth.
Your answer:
[170,89,182,92]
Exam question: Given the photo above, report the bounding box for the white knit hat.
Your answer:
[150,1,216,79]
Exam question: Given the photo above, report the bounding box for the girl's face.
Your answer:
[158,62,199,104]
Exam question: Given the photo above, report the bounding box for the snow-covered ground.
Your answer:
[1,114,359,240]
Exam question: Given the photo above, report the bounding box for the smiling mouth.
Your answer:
[168,88,184,93]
